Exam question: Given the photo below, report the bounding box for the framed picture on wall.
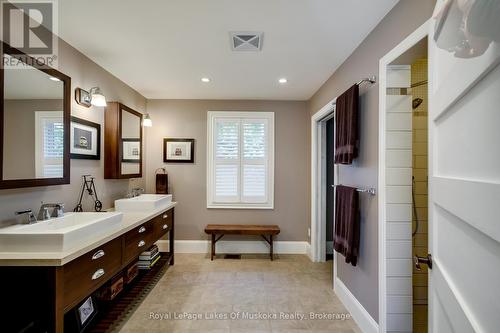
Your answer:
[70,116,100,160]
[122,139,141,163]
[65,296,98,332]
[163,138,195,163]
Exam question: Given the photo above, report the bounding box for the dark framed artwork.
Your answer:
[163,138,195,163]
[66,296,98,332]
[122,138,141,163]
[70,116,101,160]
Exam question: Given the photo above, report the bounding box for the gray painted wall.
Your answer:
[145,100,309,241]
[307,0,436,322]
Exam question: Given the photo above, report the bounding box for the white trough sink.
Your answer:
[114,194,172,212]
[0,212,123,252]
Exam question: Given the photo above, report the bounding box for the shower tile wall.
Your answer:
[411,58,428,333]
[386,66,413,333]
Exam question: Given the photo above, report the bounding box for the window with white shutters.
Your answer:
[35,111,64,178]
[207,111,274,209]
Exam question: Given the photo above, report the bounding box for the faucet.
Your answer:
[127,188,145,198]
[37,203,65,221]
[15,209,37,224]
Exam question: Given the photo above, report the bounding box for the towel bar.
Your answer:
[331,184,376,196]
[356,75,377,86]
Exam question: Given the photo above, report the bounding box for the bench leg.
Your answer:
[211,234,215,261]
[270,235,273,261]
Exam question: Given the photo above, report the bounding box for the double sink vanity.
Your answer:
[0,194,176,333]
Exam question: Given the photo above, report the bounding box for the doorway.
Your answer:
[387,40,429,333]
[325,117,335,261]
[378,20,430,333]
[311,102,337,270]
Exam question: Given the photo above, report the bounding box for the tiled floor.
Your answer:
[119,254,361,333]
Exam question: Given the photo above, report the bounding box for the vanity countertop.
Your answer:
[0,202,177,266]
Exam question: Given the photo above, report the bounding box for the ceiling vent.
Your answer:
[230,32,263,51]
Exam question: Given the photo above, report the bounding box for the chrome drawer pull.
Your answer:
[138,240,146,247]
[163,214,168,219]
[163,224,168,230]
[138,226,146,233]
[92,269,105,280]
[92,250,105,260]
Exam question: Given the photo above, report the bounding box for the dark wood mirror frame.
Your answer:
[104,102,143,179]
[0,42,71,189]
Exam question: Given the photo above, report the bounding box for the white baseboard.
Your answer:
[305,242,312,260]
[156,240,309,254]
[334,277,379,333]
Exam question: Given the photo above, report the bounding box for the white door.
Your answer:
[428,0,500,332]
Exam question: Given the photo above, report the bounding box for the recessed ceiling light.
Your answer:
[278,78,288,84]
[49,77,61,82]
[201,77,211,83]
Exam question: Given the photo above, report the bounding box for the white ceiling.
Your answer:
[58,0,398,100]
[4,67,63,100]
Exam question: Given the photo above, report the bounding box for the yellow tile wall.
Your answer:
[412,58,428,332]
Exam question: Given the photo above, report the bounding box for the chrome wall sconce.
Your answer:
[143,113,152,127]
[75,87,107,108]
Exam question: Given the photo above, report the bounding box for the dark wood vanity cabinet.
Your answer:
[123,219,155,263]
[104,102,143,179]
[63,237,123,309]
[0,208,174,333]
[123,210,173,264]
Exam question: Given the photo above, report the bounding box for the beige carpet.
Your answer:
[119,253,361,333]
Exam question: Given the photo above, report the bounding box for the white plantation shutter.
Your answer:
[208,112,274,209]
[242,119,268,203]
[35,111,64,178]
[214,119,240,202]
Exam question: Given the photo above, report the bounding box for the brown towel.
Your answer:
[334,185,360,266]
[335,84,359,164]
[156,173,168,194]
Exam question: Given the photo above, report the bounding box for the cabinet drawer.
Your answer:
[153,209,173,239]
[124,220,155,263]
[63,237,122,308]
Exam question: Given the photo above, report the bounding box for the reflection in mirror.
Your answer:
[121,107,141,176]
[3,54,64,180]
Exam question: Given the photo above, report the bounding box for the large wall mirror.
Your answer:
[1,43,71,189]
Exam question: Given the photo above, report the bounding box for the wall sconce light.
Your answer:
[89,87,107,107]
[75,87,107,108]
[143,113,152,127]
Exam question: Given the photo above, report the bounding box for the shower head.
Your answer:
[412,98,423,110]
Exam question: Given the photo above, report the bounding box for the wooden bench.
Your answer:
[204,224,281,261]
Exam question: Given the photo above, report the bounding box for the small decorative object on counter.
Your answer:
[138,245,161,270]
[74,175,103,212]
[155,167,168,194]
[95,274,124,301]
